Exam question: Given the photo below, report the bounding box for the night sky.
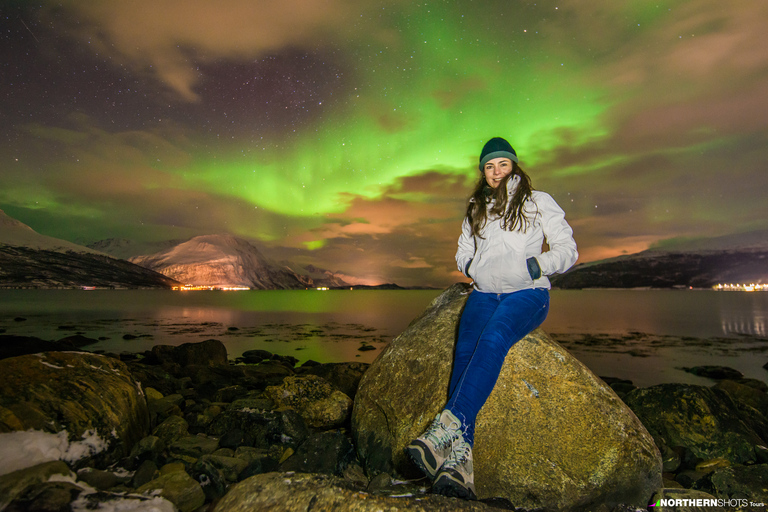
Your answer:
[2,1,767,287]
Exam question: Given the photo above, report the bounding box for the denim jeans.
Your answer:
[445,288,549,445]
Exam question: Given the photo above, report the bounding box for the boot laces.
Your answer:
[424,416,460,449]
[444,438,471,469]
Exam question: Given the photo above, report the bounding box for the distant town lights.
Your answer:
[713,283,767,292]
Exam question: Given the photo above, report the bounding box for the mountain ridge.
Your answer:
[128,234,351,289]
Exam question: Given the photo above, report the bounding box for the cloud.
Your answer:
[49,0,405,101]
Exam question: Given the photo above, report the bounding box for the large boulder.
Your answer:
[0,351,150,469]
[352,283,662,511]
[214,471,509,511]
[624,384,767,464]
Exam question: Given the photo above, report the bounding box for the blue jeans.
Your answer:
[445,288,549,445]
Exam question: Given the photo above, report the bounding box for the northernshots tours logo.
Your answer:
[650,498,764,508]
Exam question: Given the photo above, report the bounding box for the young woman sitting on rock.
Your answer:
[406,137,579,499]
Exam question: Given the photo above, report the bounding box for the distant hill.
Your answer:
[129,234,352,290]
[0,210,179,289]
[551,231,768,289]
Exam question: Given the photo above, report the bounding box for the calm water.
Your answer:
[1,289,767,387]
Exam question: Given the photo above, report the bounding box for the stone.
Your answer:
[682,366,743,380]
[278,431,356,476]
[714,379,768,438]
[214,471,509,511]
[297,362,369,399]
[352,283,662,511]
[0,461,73,511]
[128,435,166,467]
[152,415,190,445]
[76,467,121,490]
[124,363,178,396]
[4,480,84,512]
[239,349,273,364]
[168,434,219,460]
[624,384,766,464]
[197,454,248,482]
[136,470,205,512]
[147,393,185,424]
[206,408,274,448]
[709,464,768,503]
[150,339,228,368]
[694,458,731,474]
[235,447,279,480]
[265,374,353,429]
[0,352,150,466]
[132,460,159,488]
[215,384,249,402]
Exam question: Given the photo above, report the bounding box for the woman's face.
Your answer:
[483,157,514,188]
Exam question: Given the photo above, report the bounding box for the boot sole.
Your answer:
[405,441,440,479]
[432,470,477,500]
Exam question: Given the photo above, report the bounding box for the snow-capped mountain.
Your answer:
[129,234,348,289]
[0,210,178,289]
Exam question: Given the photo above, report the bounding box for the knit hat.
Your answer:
[479,137,518,169]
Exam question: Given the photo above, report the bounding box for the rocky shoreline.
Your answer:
[1,285,767,511]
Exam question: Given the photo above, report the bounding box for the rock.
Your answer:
[0,352,150,467]
[239,349,273,364]
[4,480,84,512]
[129,434,167,467]
[215,384,249,402]
[136,469,206,512]
[72,491,177,511]
[0,461,73,511]
[124,363,178,396]
[624,384,766,464]
[342,462,369,488]
[352,283,662,511]
[168,434,219,462]
[214,471,507,511]
[709,463,768,502]
[0,334,85,360]
[157,339,229,367]
[714,380,768,438]
[694,458,731,474]
[207,408,273,448]
[278,431,356,475]
[298,362,369,399]
[152,415,190,445]
[76,467,126,490]
[235,447,279,480]
[682,366,743,380]
[675,469,709,488]
[147,393,185,424]
[132,460,159,488]
[196,453,248,482]
[56,334,99,347]
[265,374,353,429]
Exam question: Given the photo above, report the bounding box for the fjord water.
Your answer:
[1,289,766,387]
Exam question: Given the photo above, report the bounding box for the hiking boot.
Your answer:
[406,409,462,480]
[432,436,476,500]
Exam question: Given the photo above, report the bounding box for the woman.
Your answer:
[406,137,578,499]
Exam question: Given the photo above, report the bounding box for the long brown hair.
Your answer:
[466,162,534,237]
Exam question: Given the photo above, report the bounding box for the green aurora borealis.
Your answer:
[2,0,767,286]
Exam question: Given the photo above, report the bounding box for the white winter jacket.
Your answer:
[455,175,578,293]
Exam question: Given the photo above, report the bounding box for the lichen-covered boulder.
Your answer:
[214,471,508,512]
[265,374,352,429]
[0,351,150,468]
[352,283,662,511]
[624,384,767,464]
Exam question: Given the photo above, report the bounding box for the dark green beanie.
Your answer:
[479,137,518,169]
